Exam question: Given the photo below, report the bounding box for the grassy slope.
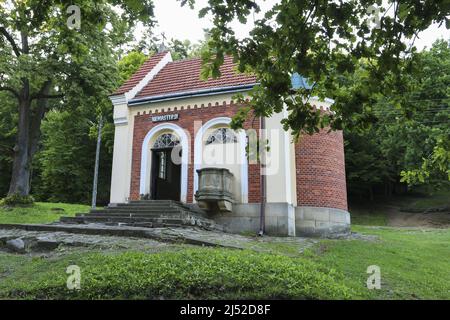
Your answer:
[396,189,450,211]
[0,201,449,299]
[0,202,89,224]
[309,226,450,299]
[349,188,450,225]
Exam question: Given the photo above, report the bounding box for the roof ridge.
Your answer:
[130,54,256,100]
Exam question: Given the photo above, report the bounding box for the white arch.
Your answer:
[140,123,189,202]
[194,117,248,203]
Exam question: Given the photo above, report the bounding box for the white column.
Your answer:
[265,109,293,204]
[110,98,132,204]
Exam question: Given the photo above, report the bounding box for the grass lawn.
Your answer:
[308,226,450,299]
[0,202,89,224]
[0,248,352,299]
[0,201,449,299]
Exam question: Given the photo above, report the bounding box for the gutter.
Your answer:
[128,83,258,106]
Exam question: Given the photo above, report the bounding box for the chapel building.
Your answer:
[109,51,350,236]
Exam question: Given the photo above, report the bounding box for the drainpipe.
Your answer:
[259,116,266,236]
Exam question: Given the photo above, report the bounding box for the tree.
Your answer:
[0,0,155,196]
[33,50,148,204]
[133,30,199,61]
[345,40,450,198]
[0,91,16,197]
[398,40,450,186]
[168,39,191,60]
[180,0,448,134]
[178,0,448,186]
[188,29,211,58]
[117,51,147,83]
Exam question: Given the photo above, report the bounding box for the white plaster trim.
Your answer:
[114,117,128,126]
[125,52,172,101]
[140,122,189,202]
[109,94,127,106]
[193,117,248,203]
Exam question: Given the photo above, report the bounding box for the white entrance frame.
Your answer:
[193,117,248,203]
[140,123,189,202]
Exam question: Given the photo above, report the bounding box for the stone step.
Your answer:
[122,202,195,211]
[91,207,183,213]
[70,213,214,223]
[115,201,179,206]
[105,204,183,210]
[110,206,180,212]
[128,200,177,205]
[60,217,183,229]
[114,201,206,216]
[59,199,216,230]
[61,216,191,226]
[0,223,230,247]
[77,212,186,219]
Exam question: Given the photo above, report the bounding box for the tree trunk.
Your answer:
[8,32,32,196]
[7,32,53,197]
[8,95,31,196]
[27,82,52,192]
[29,83,51,160]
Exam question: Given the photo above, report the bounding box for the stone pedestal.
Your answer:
[195,168,234,212]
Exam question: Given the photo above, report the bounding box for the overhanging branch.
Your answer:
[0,27,21,57]
[31,93,64,100]
[0,86,20,99]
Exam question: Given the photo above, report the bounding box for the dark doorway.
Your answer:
[150,148,181,201]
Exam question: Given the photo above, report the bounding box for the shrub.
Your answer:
[0,194,35,207]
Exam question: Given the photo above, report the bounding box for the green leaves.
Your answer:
[0,0,156,102]
[0,1,155,198]
[345,40,450,196]
[191,0,449,137]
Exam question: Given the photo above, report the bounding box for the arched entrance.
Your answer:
[140,123,189,202]
[151,133,181,201]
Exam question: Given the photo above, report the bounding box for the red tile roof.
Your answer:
[112,51,169,96]
[134,55,257,99]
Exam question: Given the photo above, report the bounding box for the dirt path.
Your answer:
[385,205,450,228]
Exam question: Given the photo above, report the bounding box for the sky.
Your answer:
[146,0,449,51]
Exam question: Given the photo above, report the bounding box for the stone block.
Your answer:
[303,207,330,221]
[329,209,350,224]
[6,238,26,253]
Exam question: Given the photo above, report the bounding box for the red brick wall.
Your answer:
[130,102,261,203]
[295,129,348,211]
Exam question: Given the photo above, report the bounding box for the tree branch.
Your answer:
[0,27,21,56]
[31,80,63,101]
[0,86,20,99]
[31,93,64,100]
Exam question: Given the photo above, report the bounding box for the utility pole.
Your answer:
[91,116,103,210]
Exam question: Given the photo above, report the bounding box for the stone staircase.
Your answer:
[60,200,222,231]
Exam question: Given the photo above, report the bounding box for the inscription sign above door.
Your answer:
[151,114,179,122]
